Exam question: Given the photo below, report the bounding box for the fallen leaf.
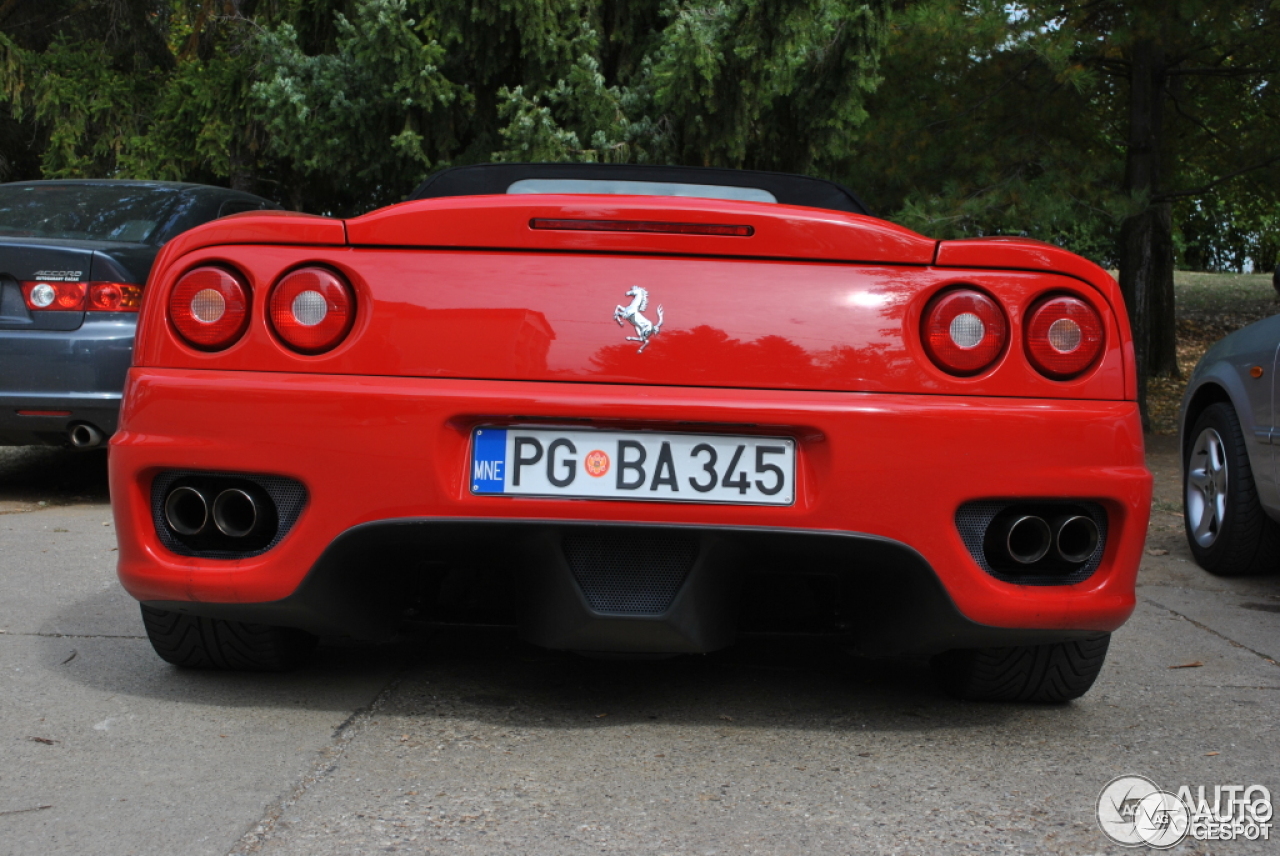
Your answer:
[1205,752,1219,756]
[27,737,58,745]
[60,650,76,665]
[0,805,52,816]
[1169,661,1204,669]
[1146,548,1170,556]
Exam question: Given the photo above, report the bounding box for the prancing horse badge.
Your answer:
[613,286,664,353]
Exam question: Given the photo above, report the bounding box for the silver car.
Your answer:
[1180,315,1280,575]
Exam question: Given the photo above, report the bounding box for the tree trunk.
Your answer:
[1119,203,1177,427]
[1118,35,1179,430]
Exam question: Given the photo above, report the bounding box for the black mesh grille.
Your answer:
[150,470,308,559]
[563,530,699,615]
[956,500,1107,586]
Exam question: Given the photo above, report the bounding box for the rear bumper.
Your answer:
[110,369,1152,653]
[0,313,135,444]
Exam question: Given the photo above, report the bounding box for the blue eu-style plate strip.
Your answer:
[471,428,508,493]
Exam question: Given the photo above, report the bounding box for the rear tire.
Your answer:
[140,605,317,671]
[931,635,1110,702]
[1183,402,1280,576]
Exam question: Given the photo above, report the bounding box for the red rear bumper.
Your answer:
[111,368,1151,635]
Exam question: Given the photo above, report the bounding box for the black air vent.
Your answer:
[563,530,699,615]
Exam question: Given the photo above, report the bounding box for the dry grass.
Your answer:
[1146,271,1279,435]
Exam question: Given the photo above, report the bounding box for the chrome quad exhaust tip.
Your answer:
[1053,515,1100,564]
[1003,515,1053,565]
[975,502,1105,578]
[212,488,260,538]
[164,486,209,536]
[158,478,279,551]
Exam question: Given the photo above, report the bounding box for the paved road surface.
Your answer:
[0,438,1275,855]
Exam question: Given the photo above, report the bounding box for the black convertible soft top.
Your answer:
[409,163,871,216]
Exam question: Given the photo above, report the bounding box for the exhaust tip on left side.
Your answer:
[68,423,104,449]
[212,488,259,538]
[164,486,209,536]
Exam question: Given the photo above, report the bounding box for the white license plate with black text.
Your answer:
[470,427,795,505]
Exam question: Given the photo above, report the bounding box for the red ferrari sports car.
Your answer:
[109,164,1151,701]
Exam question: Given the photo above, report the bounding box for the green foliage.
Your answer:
[0,0,892,213]
[251,0,461,211]
[251,0,892,209]
[1177,193,1280,274]
[849,0,1280,270]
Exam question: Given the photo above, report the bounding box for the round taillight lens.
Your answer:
[268,267,355,354]
[921,288,1008,375]
[170,267,250,350]
[1025,295,1104,378]
[30,284,56,307]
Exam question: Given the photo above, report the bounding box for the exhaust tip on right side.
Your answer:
[961,500,1106,584]
[1054,515,1100,564]
[1005,515,1052,565]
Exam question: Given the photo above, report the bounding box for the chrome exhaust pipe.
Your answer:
[164,486,209,535]
[1054,515,1100,564]
[68,423,104,449]
[1004,515,1052,565]
[212,488,259,538]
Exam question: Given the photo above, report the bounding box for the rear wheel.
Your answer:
[140,605,317,671]
[1184,402,1280,576]
[930,635,1110,702]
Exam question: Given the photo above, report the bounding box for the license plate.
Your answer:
[470,427,795,506]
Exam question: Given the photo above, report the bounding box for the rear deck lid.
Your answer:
[346,196,937,265]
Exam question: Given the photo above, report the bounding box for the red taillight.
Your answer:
[921,288,1008,375]
[21,281,86,311]
[23,281,142,312]
[268,267,355,354]
[530,218,754,237]
[169,266,251,351]
[1025,295,1104,378]
[87,282,143,312]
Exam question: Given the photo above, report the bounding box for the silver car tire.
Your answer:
[1183,402,1280,576]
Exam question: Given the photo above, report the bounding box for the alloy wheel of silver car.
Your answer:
[1186,426,1228,548]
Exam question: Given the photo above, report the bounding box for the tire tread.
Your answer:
[140,605,316,671]
[931,635,1110,703]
